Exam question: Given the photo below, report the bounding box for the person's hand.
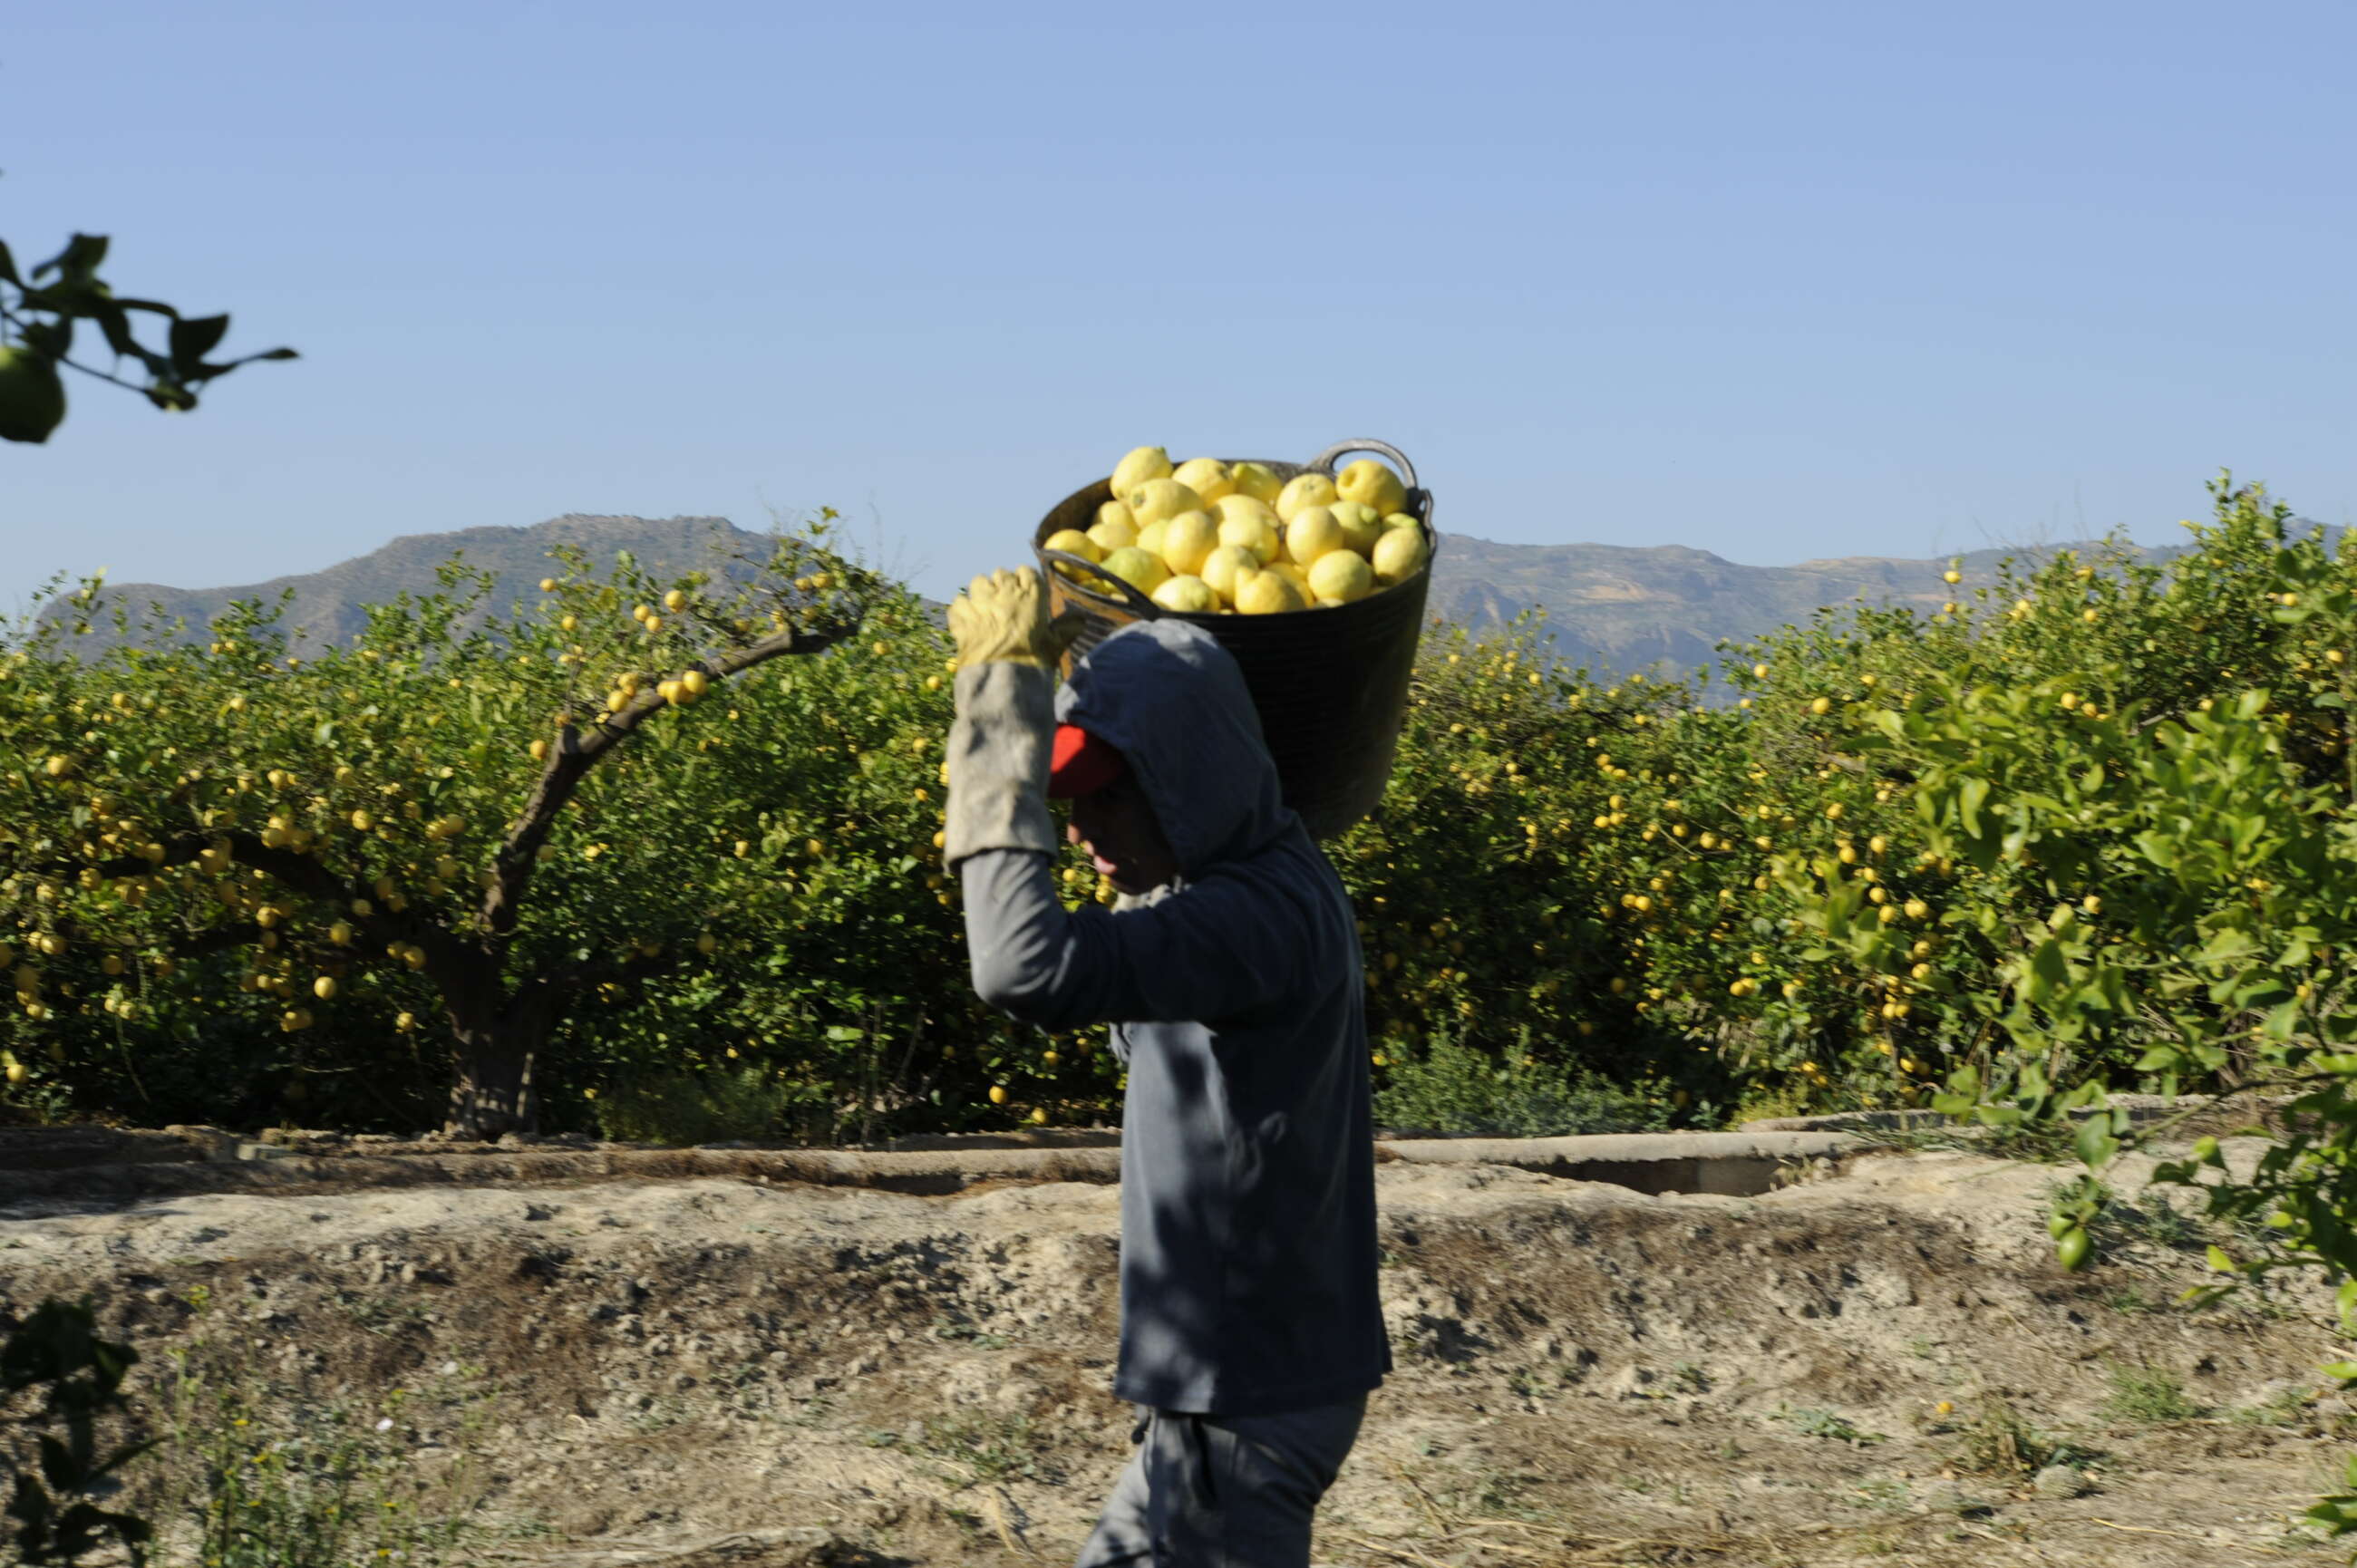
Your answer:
[947,566,1088,670]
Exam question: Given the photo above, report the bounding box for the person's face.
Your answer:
[1064,773,1180,895]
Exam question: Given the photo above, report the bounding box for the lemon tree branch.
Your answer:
[482,608,867,937]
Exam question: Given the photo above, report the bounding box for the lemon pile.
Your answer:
[1044,446,1431,615]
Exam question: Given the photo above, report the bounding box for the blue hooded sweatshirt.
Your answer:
[946,618,1392,1415]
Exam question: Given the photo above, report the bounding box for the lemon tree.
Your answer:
[0,518,899,1137]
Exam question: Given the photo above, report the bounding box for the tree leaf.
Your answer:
[168,314,230,373]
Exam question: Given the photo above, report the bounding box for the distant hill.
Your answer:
[41,515,791,656]
[40,510,2319,678]
[1424,534,2200,676]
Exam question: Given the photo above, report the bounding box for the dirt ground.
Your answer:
[4,1128,2352,1567]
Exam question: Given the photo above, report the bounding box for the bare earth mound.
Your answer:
[3,1135,2347,1566]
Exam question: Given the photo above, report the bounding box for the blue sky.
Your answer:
[5,2,2352,619]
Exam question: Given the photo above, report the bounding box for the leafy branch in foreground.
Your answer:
[0,231,296,444]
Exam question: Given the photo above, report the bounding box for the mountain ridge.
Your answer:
[30,510,2254,678]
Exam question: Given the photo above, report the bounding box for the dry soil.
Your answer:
[2,1128,2350,1567]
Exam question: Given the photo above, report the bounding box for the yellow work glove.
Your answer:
[947,566,1088,670]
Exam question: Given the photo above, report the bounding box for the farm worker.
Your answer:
[945,566,1390,1567]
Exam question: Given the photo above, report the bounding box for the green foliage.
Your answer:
[158,1325,494,1566]
[1372,1022,1671,1137]
[16,469,2357,1203]
[1776,1404,1886,1445]
[589,1065,808,1147]
[862,1411,1055,1489]
[0,231,295,442]
[0,1298,158,1565]
[2099,1361,2205,1425]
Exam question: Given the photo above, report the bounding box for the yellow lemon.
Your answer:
[1135,518,1169,561]
[1199,544,1261,602]
[1170,457,1235,503]
[988,1083,1010,1106]
[1371,525,1428,586]
[1096,498,1136,535]
[1308,548,1375,605]
[1210,492,1278,532]
[1234,569,1305,615]
[1110,445,1172,494]
[1045,528,1102,563]
[1086,517,1139,555]
[1126,477,1204,528]
[1159,509,1220,576]
[1285,506,1346,566]
[1151,575,1218,614]
[1270,560,1314,597]
[1227,460,1283,504]
[1217,512,1281,566]
[1101,547,1171,596]
[680,668,709,698]
[313,975,338,1001]
[1335,458,1408,515]
[1275,471,1339,522]
[1328,500,1383,555]
[1047,528,1105,586]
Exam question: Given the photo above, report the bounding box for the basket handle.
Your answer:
[1305,438,1419,493]
[1042,549,1164,620]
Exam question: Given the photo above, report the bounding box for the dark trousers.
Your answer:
[1072,1397,1366,1568]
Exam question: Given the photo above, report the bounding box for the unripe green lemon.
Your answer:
[1328,500,1383,555]
[0,345,66,445]
[1100,547,1170,596]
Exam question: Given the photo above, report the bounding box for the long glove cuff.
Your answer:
[945,661,1058,873]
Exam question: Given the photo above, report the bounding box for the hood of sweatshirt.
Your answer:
[1052,618,1297,879]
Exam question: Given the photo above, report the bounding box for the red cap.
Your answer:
[1048,723,1127,799]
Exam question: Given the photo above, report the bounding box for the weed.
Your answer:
[867,1410,1056,1490]
[1849,1477,1913,1512]
[1948,1396,2056,1476]
[2100,1361,2205,1424]
[2229,1386,2318,1428]
[157,1343,495,1567]
[1905,1336,1937,1360]
[1372,1021,1672,1137]
[2104,1286,2160,1314]
[337,1293,431,1339]
[592,1065,802,1147]
[1670,1361,1711,1394]
[1777,1404,1887,1445]
[930,1315,1010,1350]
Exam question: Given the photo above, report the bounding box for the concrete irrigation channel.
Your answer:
[2,1107,2347,1566]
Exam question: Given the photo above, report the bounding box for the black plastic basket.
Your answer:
[1033,438,1439,841]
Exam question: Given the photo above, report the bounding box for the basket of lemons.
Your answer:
[1033,438,1439,839]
